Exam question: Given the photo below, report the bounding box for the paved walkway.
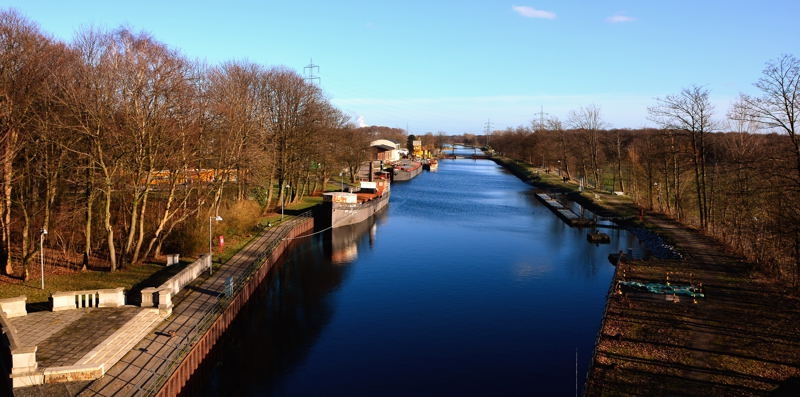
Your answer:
[12,216,310,396]
[11,307,162,369]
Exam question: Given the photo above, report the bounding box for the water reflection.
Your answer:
[198,149,643,396]
[511,259,553,281]
[328,211,386,264]
[192,238,330,396]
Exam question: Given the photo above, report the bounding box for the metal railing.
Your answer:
[129,212,315,396]
[582,254,623,395]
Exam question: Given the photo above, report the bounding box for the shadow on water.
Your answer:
[181,214,383,397]
[184,152,640,397]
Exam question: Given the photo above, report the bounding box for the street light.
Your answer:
[209,215,222,275]
[40,229,47,289]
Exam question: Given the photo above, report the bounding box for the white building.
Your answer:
[369,139,401,162]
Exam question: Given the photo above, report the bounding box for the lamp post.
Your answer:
[40,229,47,289]
[209,215,222,275]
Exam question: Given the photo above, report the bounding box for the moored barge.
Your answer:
[392,160,423,181]
[321,178,390,228]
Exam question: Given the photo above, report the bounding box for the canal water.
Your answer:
[197,152,643,396]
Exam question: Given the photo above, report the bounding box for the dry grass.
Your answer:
[0,193,327,306]
[586,219,800,396]
[487,157,800,395]
[0,262,163,305]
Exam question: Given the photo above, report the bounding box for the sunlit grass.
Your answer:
[493,155,640,219]
[0,263,163,304]
[1,191,328,305]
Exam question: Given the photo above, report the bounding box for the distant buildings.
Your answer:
[369,139,402,162]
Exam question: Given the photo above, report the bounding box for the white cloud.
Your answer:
[606,14,636,23]
[356,115,367,127]
[512,5,556,19]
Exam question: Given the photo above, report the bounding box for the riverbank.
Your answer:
[10,215,314,396]
[491,156,800,396]
[587,212,800,396]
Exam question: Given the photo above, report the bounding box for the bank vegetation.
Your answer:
[0,9,402,279]
[489,54,800,289]
[2,8,798,292]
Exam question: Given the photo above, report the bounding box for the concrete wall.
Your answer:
[140,255,210,316]
[51,288,125,311]
[159,255,210,296]
[0,299,43,388]
[0,296,27,318]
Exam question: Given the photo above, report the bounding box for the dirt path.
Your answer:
[586,212,800,396]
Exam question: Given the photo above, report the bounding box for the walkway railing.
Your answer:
[51,288,126,311]
[583,254,623,393]
[136,212,315,396]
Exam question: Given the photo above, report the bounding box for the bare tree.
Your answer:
[263,67,325,206]
[13,40,76,279]
[612,129,625,193]
[306,103,353,193]
[649,85,715,229]
[547,117,571,180]
[0,10,64,277]
[60,27,129,271]
[568,105,604,187]
[734,54,800,285]
[735,54,799,175]
[341,127,372,183]
[206,61,266,209]
[91,29,197,266]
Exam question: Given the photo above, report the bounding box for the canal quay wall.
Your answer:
[8,213,314,397]
[151,215,314,397]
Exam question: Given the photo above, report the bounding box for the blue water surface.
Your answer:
[201,155,643,397]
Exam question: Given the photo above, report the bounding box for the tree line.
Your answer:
[489,55,800,287]
[0,10,394,277]
[3,8,798,288]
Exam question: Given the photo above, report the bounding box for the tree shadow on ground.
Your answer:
[771,377,800,397]
[126,261,192,305]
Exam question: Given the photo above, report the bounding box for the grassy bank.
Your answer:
[0,193,325,306]
[490,155,641,220]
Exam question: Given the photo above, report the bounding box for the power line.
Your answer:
[304,58,320,84]
[483,118,493,146]
[483,118,493,134]
[536,105,549,131]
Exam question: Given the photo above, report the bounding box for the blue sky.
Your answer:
[4,1,798,133]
